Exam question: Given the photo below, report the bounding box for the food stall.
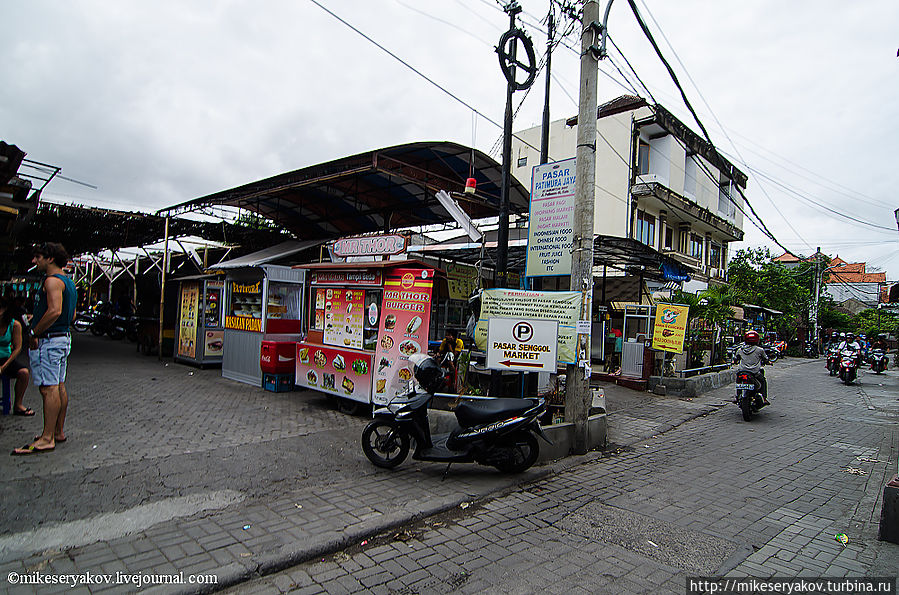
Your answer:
[174,275,225,367]
[294,260,440,407]
[212,243,312,386]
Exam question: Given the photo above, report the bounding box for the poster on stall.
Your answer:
[525,158,576,277]
[178,283,199,358]
[474,289,580,364]
[295,343,373,403]
[322,288,365,350]
[651,303,690,353]
[372,268,435,405]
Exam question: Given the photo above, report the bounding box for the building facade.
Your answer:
[511,95,746,291]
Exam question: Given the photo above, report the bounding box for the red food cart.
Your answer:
[294,261,441,407]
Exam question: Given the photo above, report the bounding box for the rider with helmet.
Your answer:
[837,332,863,365]
[872,334,888,351]
[735,330,770,405]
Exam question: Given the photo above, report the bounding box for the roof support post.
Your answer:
[158,215,170,361]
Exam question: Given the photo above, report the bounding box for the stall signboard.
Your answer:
[310,269,383,286]
[525,158,576,277]
[296,343,373,402]
[651,304,690,353]
[373,268,435,405]
[322,288,365,350]
[474,289,580,364]
[178,282,200,358]
[225,280,263,332]
[204,330,224,357]
[445,262,478,300]
[487,318,558,372]
[331,234,408,258]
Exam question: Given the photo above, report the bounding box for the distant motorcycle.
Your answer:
[72,312,93,333]
[805,341,818,359]
[825,347,840,376]
[869,348,887,374]
[838,349,860,385]
[761,343,780,363]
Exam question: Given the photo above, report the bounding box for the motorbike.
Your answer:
[88,301,115,337]
[825,347,840,376]
[761,343,780,363]
[734,369,767,422]
[838,348,860,385]
[72,311,93,332]
[362,354,550,474]
[869,348,887,374]
[804,341,819,359]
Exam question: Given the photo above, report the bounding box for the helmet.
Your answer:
[744,330,760,345]
[846,332,855,339]
[859,334,866,340]
[839,333,846,339]
[409,353,445,394]
[878,334,887,340]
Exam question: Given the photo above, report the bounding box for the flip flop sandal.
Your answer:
[13,408,35,416]
[11,444,55,456]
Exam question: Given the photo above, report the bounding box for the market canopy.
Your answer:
[157,142,531,239]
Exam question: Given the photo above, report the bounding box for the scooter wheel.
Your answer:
[362,420,409,469]
[740,399,753,422]
[492,432,540,474]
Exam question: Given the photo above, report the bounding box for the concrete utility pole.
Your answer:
[565,0,601,454]
[812,247,822,349]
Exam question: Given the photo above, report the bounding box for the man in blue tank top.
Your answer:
[11,242,77,456]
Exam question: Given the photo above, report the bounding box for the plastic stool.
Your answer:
[1,375,10,415]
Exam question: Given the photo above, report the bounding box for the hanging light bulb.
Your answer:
[464,177,477,194]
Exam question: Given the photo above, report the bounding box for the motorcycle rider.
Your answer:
[735,330,770,406]
[837,332,862,366]
[872,334,888,351]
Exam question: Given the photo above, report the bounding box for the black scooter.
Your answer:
[869,348,887,374]
[362,354,550,474]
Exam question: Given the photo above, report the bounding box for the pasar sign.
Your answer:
[332,235,407,258]
[486,318,558,373]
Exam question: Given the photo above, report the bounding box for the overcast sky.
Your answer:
[3,0,898,277]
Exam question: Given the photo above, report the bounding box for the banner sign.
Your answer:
[445,262,478,300]
[178,282,199,358]
[487,318,558,372]
[311,270,383,286]
[331,235,407,258]
[474,289,580,364]
[296,343,373,403]
[373,268,435,405]
[651,304,690,353]
[525,158,576,277]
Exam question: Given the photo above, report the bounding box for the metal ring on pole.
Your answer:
[497,28,537,91]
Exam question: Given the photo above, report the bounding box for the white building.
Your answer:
[511,95,746,292]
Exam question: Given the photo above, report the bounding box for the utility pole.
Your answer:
[812,247,822,349]
[565,0,600,454]
[540,11,554,165]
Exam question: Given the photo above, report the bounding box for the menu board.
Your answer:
[295,343,372,404]
[321,288,365,349]
[372,268,435,405]
[178,282,199,358]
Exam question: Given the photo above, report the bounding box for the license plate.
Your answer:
[735,383,754,390]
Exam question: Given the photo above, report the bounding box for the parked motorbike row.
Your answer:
[73,301,156,346]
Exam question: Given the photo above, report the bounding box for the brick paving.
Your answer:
[0,335,895,594]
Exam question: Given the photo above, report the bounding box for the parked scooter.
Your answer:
[72,311,93,332]
[838,348,860,385]
[734,369,767,422]
[869,348,888,374]
[362,354,549,474]
[88,301,115,337]
[825,347,840,376]
[761,343,780,363]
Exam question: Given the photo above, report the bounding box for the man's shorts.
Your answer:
[29,335,71,387]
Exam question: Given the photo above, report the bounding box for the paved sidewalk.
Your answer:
[0,334,730,594]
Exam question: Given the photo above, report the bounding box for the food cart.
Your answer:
[209,243,310,386]
[294,260,440,407]
[174,275,225,367]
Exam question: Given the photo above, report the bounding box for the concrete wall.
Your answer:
[648,368,736,398]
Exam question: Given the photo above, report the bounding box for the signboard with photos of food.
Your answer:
[372,268,435,405]
[319,288,365,350]
[295,343,373,403]
[178,282,200,358]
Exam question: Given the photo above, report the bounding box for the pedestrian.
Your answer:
[11,242,77,456]
[0,296,33,416]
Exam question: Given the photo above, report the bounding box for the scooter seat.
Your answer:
[455,398,536,428]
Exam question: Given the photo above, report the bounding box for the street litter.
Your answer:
[295,503,303,509]
[242,524,251,530]
[647,540,659,548]
[240,553,252,558]
[856,456,886,463]
[360,540,368,546]
[393,530,414,542]
[842,468,867,475]
[188,371,194,376]
[460,502,470,509]
[835,533,849,546]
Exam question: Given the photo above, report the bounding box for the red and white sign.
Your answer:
[332,235,408,258]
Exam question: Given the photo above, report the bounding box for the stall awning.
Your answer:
[211,240,324,270]
[157,142,531,240]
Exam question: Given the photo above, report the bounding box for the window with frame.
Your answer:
[689,234,704,259]
[637,140,651,175]
[709,243,722,269]
[664,227,673,250]
[635,210,655,246]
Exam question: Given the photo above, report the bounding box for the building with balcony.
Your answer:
[511,95,746,293]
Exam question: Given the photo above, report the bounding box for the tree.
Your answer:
[853,308,898,338]
[727,248,812,341]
